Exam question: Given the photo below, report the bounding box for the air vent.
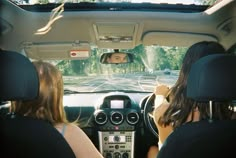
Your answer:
[94,111,108,125]
[126,112,139,125]
[110,111,123,125]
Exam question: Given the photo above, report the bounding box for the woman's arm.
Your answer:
[64,124,104,158]
[153,102,173,145]
[153,85,173,146]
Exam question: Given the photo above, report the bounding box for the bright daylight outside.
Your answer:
[13,0,218,93]
[12,0,217,5]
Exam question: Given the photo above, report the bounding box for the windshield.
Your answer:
[11,0,218,6]
[41,44,186,93]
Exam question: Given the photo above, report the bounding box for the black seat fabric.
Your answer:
[0,50,76,158]
[157,54,236,158]
[0,115,76,158]
[158,120,236,158]
[0,50,39,101]
[187,54,236,101]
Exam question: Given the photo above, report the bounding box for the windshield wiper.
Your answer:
[64,89,151,94]
[93,90,151,93]
[64,89,81,94]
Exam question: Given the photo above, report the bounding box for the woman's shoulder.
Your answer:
[60,124,104,158]
[55,123,82,134]
[66,123,92,137]
[65,123,83,132]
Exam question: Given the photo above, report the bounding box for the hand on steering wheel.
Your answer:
[154,85,170,97]
[143,84,170,138]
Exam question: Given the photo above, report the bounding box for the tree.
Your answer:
[195,0,218,5]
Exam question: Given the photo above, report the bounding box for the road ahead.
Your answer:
[63,71,179,92]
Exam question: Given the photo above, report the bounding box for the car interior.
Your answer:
[157,54,236,158]
[0,49,76,158]
[0,0,236,158]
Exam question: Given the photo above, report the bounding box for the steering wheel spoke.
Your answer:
[143,93,158,138]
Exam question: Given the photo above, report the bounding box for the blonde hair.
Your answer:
[11,61,68,125]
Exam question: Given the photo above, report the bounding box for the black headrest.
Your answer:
[0,50,39,101]
[187,54,236,102]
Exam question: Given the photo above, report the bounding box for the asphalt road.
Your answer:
[63,71,179,92]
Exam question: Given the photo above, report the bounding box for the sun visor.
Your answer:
[23,42,91,60]
[142,32,218,47]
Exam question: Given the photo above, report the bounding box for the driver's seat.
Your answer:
[0,50,76,158]
[157,54,236,158]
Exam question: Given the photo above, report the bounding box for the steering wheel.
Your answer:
[143,93,158,138]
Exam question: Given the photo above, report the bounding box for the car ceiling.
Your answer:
[0,0,236,53]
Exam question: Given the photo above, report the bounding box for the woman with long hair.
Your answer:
[11,61,103,158]
[147,41,234,158]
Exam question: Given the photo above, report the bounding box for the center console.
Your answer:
[98,131,135,158]
[94,93,140,158]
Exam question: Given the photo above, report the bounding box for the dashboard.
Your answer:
[94,93,140,128]
[94,93,141,158]
[63,91,156,158]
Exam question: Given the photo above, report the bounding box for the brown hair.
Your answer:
[159,41,234,129]
[11,61,68,125]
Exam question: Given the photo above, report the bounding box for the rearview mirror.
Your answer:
[100,51,134,64]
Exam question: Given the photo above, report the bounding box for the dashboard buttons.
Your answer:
[114,136,120,142]
[122,152,129,158]
[113,152,121,158]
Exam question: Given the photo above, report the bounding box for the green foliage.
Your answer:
[56,45,186,76]
[38,0,49,4]
[195,0,218,5]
